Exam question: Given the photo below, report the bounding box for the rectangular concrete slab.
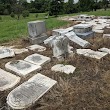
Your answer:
[0,48,15,59]
[77,49,108,60]
[5,60,42,77]
[26,44,46,52]
[24,54,51,66]
[0,68,20,92]
[65,31,90,48]
[7,73,57,110]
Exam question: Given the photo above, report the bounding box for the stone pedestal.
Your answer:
[28,21,48,44]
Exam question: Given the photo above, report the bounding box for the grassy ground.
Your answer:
[0,13,68,43]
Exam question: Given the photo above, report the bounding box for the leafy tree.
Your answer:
[22,10,29,18]
[49,0,64,17]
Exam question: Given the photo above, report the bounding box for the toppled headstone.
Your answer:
[73,24,94,38]
[103,34,110,38]
[52,27,73,36]
[0,48,15,59]
[65,31,90,48]
[76,49,107,60]
[5,60,41,77]
[99,48,110,54]
[93,29,104,34]
[24,54,51,66]
[0,68,20,92]
[7,73,57,110]
[12,48,28,55]
[51,64,76,74]
[26,44,46,52]
[28,20,48,44]
[44,36,69,59]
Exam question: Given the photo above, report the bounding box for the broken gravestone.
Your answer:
[76,49,108,60]
[65,31,91,48]
[0,68,20,92]
[44,36,70,59]
[7,73,57,110]
[24,53,51,66]
[0,48,15,59]
[73,24,94,38]
[51,64,76,74]
[99,47,110,54]
[28,20,48,44]
[5,60,42,77]
[26,44,46,52]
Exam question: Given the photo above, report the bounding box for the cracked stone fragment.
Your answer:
[7,73,57,110]
[51,64,76,74]
[5,60,42,77]
[99,47,110,54]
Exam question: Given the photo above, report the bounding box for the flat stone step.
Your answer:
[7,73,57,110]
[5,60,42,77]
[0,68,20,92]
[24,53,51,66]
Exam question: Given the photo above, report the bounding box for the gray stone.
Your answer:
[0,68,20,92]
[5,60,42,77]
[7,73,57,110]
[77,49,108,60]
[28,21,48,44]
[73,24,94,38]
[24,53,51,66]
[99,48,110,54]
[103,34,110,38]
[0,48,15,59]
[65,31,90,48]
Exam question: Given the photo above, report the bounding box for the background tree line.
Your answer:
[0,0,110,17]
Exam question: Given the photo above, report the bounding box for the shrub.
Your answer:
[35,13,38,18]
[3,9,9,15]
[0,16,2,21]
[10,12,15,18]
[22,10,29,18]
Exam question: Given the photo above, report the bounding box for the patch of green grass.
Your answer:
[0,13,68,43]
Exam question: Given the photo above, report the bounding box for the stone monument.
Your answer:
[28,20,48,44]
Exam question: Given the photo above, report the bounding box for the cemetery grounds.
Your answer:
[0,10,110,110]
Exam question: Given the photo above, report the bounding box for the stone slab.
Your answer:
[26,44,46,52]
[51,64,76,74]
[24,54,51,66]
[12,48,28,55]
[99,48,110,54]
[0,48,15,59]
[93,29,104,34]
[65,31,90,48]
[103,34,110,38]
[0,68,20,92]
[5,60,42,77]
[7,73,57,110]
[76,49,108,60]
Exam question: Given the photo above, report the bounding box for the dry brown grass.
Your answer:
[0,33,110,110]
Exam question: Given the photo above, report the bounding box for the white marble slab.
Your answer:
[5,60,42,77]
[0,48,15,59]
[26,44,46,52]
[65,31,90,48]
[0,68,20,92]
[99,48,110,54]
[76,49,108,59]
[51,64,76,74]
[12,48,28,55]
[7,73,57,110]
[24,54,51,66]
